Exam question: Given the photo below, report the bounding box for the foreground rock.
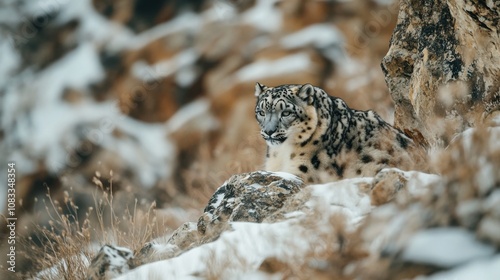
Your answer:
[197,171,304,237]
[86,171,304,278]
[382,0,500,145]
[85,167,442,279]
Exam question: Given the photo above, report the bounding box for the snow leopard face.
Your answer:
[254,83,319,146]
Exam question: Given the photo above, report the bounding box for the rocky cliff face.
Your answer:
[382,0,500,145]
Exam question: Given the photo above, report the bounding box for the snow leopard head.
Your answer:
[254,82,320,146]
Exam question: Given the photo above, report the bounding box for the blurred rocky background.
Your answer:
[1,0,498,279]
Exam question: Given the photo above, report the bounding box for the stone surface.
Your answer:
[197,171,304,236]
[382,0,500,145]
[87,171,305,277]
[87,245,134,280]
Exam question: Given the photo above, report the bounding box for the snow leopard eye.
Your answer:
[282,111,293,117]
[257,110,265,117]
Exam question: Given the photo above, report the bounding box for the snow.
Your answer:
[114,177,378,279]
[308,178,373,227]
[0,11,183,188]
[165,98,219,134]
[30,101,117,171]
[37,42,104,100]
[131,49,200,84]
[281,23,343,51]
[35,253,91,279]
[235,53,312,82]
[115,220,311,280]
[106,116,175,187]
[380,168,441,196]
[0,38,20,88]
[422,255,500,280]
[207,1,238,21]
[127,12,201,50]
[242,0,281,32]
[176,66,199,87]
[54,0,133,51]
[401,228,495,267]
[270,172,302,184]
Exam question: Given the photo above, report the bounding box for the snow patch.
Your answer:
[35,253,91,279]
[270,172,302,184]
[0,38,21,88]
[127,12,201,50]
[242,0,281,32]
[308,178,373,228]
[115,221,311,280]
[423,255,500,280]
[402,228,495,267]
[132,49,199,83]
[236,53,312,82]
[281,24,343,49]
[380,168,441,196]
[55,0,133,51]
[165,98,219,134]
[111,116,175,187]
[38,42,104,101]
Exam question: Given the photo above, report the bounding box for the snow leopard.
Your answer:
[254,83,427,184]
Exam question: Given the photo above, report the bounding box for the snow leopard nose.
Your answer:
[264,128,277,136]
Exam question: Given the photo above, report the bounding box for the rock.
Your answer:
[352,128,500,278]
[382,0,500,145]
[370,169,408,206]
[87,245,134,280]
[197,171,304,238]
[87,171,304,278]
[133,222,199,267]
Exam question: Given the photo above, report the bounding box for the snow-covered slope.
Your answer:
[115,171,438,279]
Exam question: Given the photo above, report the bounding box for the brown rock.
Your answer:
[382,0,500,146]
[370,169,408,206]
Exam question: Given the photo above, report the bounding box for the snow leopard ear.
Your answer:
[254,82,267,97]
[298,84,315,105]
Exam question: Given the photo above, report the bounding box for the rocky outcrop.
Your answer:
[197,171,304,237]
[85,167,445,279]
[382,0,500,145]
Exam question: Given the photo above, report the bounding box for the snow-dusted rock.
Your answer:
[197,171,304,236]
[87,245,134,280]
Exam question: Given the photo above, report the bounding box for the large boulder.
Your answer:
[382,0,500,145]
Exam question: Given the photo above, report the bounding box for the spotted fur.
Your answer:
[254,83,427,184]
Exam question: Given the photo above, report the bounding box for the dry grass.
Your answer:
[13,172,168,280]
[10,116,264,279]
